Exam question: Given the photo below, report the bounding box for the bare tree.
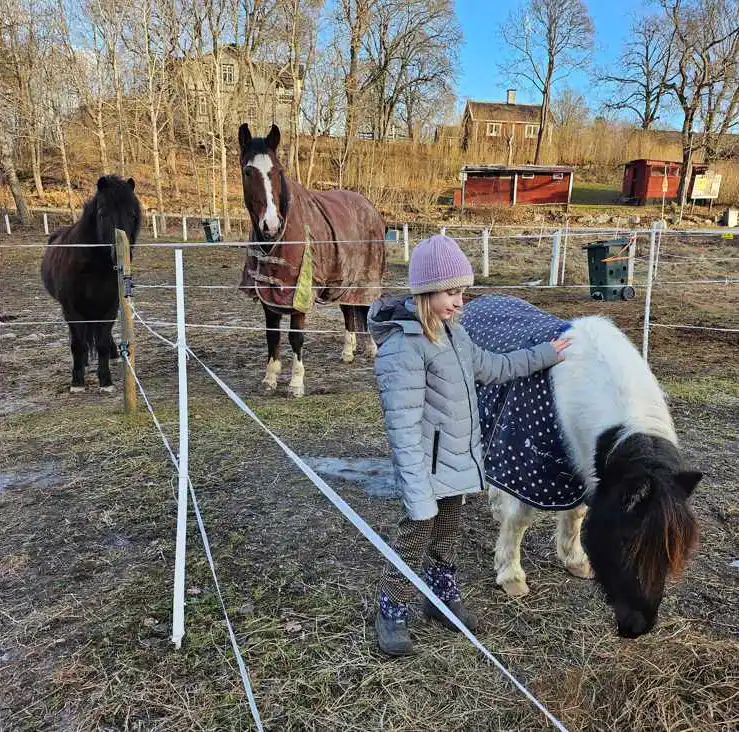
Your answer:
[0,112,32,222]
[500,0,594,163]
[551,86,589,127]
[660,0,739,199]
[600,15,674,130]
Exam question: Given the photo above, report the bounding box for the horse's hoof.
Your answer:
[99,385,116,394]
[262,381,278,394]
[69,385,86,394]
[288,384,305,398]
[501,579,530,597]
[567,561,594,580]
[341,352,355,364]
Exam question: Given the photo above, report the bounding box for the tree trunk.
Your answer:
[150,109,166,233]
[305,133,319,189]
[96,99,109,171]
[55,118,75,217]
[166,104,180,200]
[30,137,46,203]
[0,128,32,224]
[535,86,550,164]
[111,50,126,174]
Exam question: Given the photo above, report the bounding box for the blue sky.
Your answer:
[455,0,659,122]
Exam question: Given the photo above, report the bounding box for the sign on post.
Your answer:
[691,172,722,200]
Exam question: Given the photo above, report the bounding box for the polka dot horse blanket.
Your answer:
[461,295,587,511]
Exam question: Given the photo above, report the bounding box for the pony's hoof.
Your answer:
[501,579,530,597]
[263,382,278,394]
[341,352,355,364]
[69,385,86,394]
[99,385,116,394]
[567,561,594,580]
[288,384,305,398]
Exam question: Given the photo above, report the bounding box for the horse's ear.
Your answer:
[266,124,280,151]
[675,470,702,497]
[238,123,251,152]
[97,176,108,190]
[127,177,136,191]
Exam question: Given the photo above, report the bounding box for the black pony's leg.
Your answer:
[339,304,357,363]
[69,323,87,392]
[96,322,115,390]
[109,334,119,360]
[288,311,305,397]
[263,305,282,392]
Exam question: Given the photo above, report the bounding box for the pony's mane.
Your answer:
[79,176,140,232]
[628,484,699,593]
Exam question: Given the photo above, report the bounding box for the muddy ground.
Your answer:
[1,227,737,731]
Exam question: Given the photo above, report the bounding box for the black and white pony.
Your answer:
[462,296,701,638]
[41,176,140,392]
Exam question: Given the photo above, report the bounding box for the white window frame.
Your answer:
[221,63,235,84]
[552,172,564,180]
[486,122,502,137]
[525,124,539,139]
[197,94,208,117]
[520,173,535,180]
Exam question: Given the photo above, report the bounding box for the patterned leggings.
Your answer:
[378,495,463,605]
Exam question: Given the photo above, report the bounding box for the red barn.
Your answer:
[622,159,709,205]
[455,164,574,208]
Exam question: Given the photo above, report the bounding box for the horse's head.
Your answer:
[92,175,141,255]
[238,123,289,241]
[584,430,700,638]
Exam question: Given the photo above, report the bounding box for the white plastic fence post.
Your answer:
[403,223,409,263]
[152,213,158,240]
[642,224,658,362]
[43,213,49,235]
[627,233,636,286]
[482,228,490,278]
[549,230,562,286]
[172,248,189,649]
[440,226,446,236]
[3,214,10,235]
[559,224,569,285]
[182,216,188,242]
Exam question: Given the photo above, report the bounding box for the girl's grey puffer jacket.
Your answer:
[368,295,560,521]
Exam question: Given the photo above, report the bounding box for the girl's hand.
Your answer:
[551,338,571,362]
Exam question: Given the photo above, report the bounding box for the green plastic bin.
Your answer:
[583,239,636,301]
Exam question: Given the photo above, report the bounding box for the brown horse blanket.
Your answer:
[239,181,386,312]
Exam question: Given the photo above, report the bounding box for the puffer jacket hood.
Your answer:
[368,295,422,344]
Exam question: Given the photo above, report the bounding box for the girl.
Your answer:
[368,234,569,656]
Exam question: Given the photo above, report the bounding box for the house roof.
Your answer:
[625,159,709,170]
[462,164,573,175]
[465,101,541,124]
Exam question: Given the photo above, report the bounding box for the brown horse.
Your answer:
[41,176,140,392]
[237,124,386,397]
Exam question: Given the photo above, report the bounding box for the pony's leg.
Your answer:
[556,504,593,579]
[69,323,87,393]
[491,488,536,597]
[96,323,115,392]
[263,306,282,392]
[339,304,357,363]
[288,311,306,398]
[108,334,119,360]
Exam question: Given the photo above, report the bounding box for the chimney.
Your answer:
[506,89,516,105]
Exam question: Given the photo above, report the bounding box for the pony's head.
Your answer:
[584,428,700,638]
[90,175,141,254]
[238,123,289,241]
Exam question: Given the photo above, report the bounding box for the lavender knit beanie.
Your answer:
[409,234,474,295]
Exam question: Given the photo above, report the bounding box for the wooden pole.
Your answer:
[482,228,490,278]
[43,212,49,235]
[115,228,137,414]
[3,214,10,234]
[182,215,188,241]
[152,213,158,240]
[642,224,658,362]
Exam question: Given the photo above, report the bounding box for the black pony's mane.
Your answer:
[79,175,140,250]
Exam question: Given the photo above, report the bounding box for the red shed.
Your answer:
[456,164,574,208]
[621,159,709,205]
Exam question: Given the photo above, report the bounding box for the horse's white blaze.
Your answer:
[550,315,677,493]
[251,154,281,235]
[288,355,305,398]
[263,357,281,390]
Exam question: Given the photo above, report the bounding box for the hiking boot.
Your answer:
[375,612,414,656]
[422,597,479,632]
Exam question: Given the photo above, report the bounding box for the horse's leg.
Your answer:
[263,305,282,392]
[556,504,593,579]
[69,323,87,393]
[339,304,357,364]
[109,334,119,360]
[288,311,306,398]
[355,305,377,359]
[96,322,115,392]
[490,488,535,597]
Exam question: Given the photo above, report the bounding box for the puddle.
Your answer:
[731,560,739,569]
[0,463,59,495]
[303,456,398,498]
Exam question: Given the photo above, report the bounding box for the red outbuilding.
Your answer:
[455,164,574,208]
[621,159,709,205]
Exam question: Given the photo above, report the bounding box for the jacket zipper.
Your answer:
[432,426,440,474]
[446,326,485,491]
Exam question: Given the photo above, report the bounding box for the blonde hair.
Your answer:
[414,293,443,343]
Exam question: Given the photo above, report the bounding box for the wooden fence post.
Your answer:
[115,228,137,414]
[182,216,188,241]
[152,213,158,240]
[43,213,49,235]
[3,214,10,234]
[481,228,490,278]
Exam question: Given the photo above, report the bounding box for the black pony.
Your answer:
[42,176,140,392]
